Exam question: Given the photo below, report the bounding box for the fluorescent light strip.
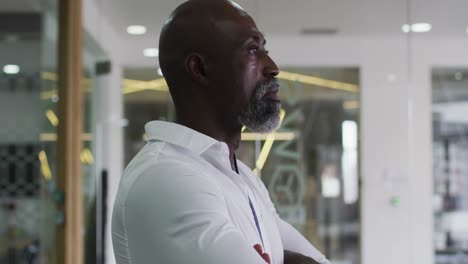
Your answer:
[278,71,359,93]
[253,109,286,174]
[40,133,93,141]
[42,71,357,97]
[343,100,360,110]
[38,151,52,181]
[241,132,295,141]
[45,109,59,127]
[254,133,276,173]
[41,90,57,100]
[41,71,57,81]
[41,71,91,85]
[80,148,95,164]
[122,78,168,94]
[40,72,92,100]
[122,71,358,95]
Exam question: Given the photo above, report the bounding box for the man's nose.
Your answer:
[263,54,279,78]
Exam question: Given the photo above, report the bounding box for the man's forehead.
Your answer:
[248,28,266,43]
[211,15,263,41]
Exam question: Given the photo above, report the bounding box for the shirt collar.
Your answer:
[145,120,223,155]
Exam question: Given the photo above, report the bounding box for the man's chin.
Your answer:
[247,115,281,133]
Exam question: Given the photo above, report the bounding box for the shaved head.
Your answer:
[159,0,252,104]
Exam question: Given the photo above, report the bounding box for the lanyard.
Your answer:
[233,153,265,248]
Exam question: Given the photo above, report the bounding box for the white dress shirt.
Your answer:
[112,121,330,264]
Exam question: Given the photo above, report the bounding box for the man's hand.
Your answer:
[253,244,271,264]
[283,250,320,264]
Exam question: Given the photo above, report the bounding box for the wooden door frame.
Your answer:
[56,0,84,263]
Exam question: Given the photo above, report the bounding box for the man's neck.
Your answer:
[175,115,242,169]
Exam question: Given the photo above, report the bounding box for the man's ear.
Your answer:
[184,53,209,86]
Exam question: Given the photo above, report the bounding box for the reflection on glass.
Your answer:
[432,68,468,264]
[123,67,360,264]
[82,31,108,264]
[40,2,59,262]
[0,1,59,262]
[239,67,360,263]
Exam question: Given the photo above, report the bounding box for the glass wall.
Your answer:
[238,67,360,263]
[82,31,108,264]
[0,1,107,263]
[0,3,59,263]
[432,68,468,264]
[39,0,59,262]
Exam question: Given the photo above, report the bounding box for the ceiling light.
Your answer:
[402,24,411,33]
[402,23,432,33]
[412,23,431,32]
[127,25,147,35]
[143,48,159,57]
[157,67,163,76]
[3,64,20,74]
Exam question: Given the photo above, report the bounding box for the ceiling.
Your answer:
[92,0,468,67]
[2,0,468,67]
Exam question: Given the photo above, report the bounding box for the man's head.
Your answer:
[159,0,281,133]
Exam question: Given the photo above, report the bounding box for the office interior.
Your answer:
[1,0,468,263]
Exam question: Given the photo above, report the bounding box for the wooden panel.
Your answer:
[56,0,83,263]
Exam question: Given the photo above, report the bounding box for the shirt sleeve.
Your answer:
[275,217,330,264]
[251,174,330,264]
[122,161,268,264]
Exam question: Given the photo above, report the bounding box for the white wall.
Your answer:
[269,35,468,264]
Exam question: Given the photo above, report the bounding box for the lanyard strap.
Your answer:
[233,153,265,248]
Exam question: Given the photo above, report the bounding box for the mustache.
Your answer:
[256,78,280,97]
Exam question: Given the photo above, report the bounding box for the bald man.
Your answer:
[112,1,330,263]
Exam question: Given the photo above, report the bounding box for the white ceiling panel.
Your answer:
[92,0,468,66]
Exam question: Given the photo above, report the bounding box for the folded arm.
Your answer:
[122,162,268,264]
[276,217,330,264]
[250,174,330,264]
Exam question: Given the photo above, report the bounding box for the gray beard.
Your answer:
[238,78,281,133]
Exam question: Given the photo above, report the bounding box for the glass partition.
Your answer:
[238,67,360,263]
[0,1,59,263]
[39,0,59,262]
[82,30,108,264]
[0,1,107,262]
[432,68,468,264]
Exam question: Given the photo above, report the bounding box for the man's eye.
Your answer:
[248,47,259,55]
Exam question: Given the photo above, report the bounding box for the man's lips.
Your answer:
[263,86,280,102]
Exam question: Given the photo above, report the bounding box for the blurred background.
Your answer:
[1,0,468,263]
